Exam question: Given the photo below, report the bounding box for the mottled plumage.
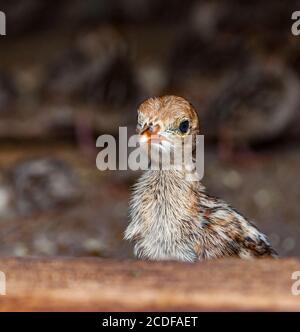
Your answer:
[125,95,277,262]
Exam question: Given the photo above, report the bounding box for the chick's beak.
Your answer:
[139,125,160,143]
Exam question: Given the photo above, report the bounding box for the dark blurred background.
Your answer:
[0,0,299,258]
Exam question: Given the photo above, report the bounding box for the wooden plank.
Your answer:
[0,257,299,311]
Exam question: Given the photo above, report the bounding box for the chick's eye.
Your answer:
[179,120,189,134]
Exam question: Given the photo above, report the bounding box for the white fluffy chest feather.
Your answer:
[125,171,201,261]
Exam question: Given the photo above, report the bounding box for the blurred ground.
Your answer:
[0,257,300,311]
[0,1,299,259]
[0,143,299,258]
